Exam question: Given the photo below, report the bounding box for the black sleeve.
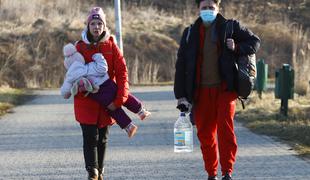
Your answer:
[174,27,189,99]
[233,20,261,55]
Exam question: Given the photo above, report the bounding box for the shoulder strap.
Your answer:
[238,97,246,109]
[186,24,192,43]
[224,19,234,40]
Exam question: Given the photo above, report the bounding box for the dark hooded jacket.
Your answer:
[174,14,260,103]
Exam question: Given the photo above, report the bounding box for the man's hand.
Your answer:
[107,102,117,111]
[176,97,192,113]
[226,38,235,51]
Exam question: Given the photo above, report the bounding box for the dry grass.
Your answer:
[236,91,310,158]
[0,0,309,87]
[104,6,183,84]
[0,0,84,21]
[0,0,185,87]
[0,86,32,117]
[0,0,86,34]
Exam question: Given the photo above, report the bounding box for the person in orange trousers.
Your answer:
[174,0,260,179]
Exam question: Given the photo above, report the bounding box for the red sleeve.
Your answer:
[111,41,129,108]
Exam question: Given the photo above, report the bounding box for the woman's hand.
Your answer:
[107,102,117,111]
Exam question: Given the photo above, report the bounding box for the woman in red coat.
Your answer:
[74,7,129,180]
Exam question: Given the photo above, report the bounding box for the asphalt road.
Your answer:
[0,86,309,179]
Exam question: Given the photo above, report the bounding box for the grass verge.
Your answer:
[236,91,310,160]
[0,86,34,117]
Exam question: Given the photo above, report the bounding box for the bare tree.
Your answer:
[291,25,309,95]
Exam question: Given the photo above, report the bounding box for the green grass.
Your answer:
[0,87,33,117]
[236,91,310,159]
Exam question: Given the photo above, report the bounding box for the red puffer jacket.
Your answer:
[74,34,129,128]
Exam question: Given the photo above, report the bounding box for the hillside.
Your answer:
[101,0,310,28]
[0,0,309,93]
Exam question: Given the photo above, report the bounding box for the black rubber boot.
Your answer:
[87,167,98,180]
[208,176,218,180]
[222,173,232,180]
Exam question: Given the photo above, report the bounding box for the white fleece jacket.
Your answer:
[60,55,109,98]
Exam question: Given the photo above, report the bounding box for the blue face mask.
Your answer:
[200,10,217,24]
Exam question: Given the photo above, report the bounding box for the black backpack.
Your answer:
[225,20,257,108]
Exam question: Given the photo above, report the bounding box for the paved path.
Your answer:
[0,86,309,180]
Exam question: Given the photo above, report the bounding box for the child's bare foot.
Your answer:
[125,123,138,138]
[138,108,151,120]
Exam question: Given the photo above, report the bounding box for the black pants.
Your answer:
[80,124,109,172]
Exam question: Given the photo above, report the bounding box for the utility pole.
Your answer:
[114,0,123,53]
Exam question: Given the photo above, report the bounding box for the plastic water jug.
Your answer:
[174,112,193,152]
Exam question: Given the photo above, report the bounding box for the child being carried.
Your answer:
[60,43,151,138]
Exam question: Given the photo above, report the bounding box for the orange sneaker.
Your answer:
[125,123,138,138]
[137,108,151,120]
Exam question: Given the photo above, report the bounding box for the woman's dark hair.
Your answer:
[195,0,221,7]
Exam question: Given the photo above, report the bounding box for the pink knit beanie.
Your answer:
[86,7,106,26]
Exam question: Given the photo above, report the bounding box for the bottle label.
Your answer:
[174,131,185,146]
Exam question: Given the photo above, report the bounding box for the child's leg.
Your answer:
[88,79,132,129]
[108,108,132,129]
[87,79,116,107]
[123,93,142,113]
[124,93,151,120]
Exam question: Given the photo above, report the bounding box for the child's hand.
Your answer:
[92,53,106,62]
[63,92,71,99]
[107,102,117,111]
